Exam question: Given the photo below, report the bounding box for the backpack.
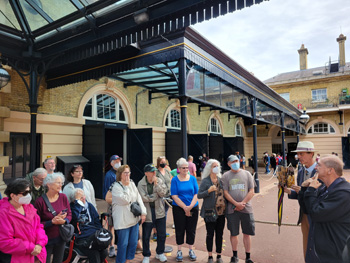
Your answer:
[88,228,112,250]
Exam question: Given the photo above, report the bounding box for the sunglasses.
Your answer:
[19,190,31,196]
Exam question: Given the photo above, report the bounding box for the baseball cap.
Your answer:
[110,155,122,162]
[227,155,239,162]
[144,163,157,173]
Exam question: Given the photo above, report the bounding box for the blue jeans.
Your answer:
[143,207,166,256]
[265,164,270,173]
[116,223,139,263]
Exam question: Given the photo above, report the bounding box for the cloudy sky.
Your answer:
[193,0,350,81]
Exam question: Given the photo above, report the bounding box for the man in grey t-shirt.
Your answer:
[222,155,255,263]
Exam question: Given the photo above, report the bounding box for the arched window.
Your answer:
[83,94,127,123]
[165,109,181,129]
[307,122,335,134]
[236,123,243,137]
[208,118,221,134]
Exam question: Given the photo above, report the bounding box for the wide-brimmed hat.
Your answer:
[292,141,316,152]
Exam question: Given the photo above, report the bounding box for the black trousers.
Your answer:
[172,205,199,245]
[205,215,225,253]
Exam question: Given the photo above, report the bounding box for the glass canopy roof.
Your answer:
[0,0,136,40]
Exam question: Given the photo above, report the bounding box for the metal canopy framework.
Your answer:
[46,27,301,129]
[0,0,267,62]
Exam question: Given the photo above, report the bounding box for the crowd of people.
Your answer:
[1,146,350,263]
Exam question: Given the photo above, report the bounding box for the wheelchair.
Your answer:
[63,213,111,263]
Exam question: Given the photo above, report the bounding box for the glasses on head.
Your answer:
[19,190,31,196]
[180,167,189,169]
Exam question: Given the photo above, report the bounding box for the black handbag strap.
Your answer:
[42,193,57,216]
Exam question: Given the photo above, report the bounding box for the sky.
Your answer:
[193,0,350,82]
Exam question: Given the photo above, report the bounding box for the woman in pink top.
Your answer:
[0,179,48,263]
[187,155,197,177]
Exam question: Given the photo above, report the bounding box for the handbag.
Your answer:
[130,201,142,217]
[204,209,217,223]
[118,182,142,217]
[42,194,75,242]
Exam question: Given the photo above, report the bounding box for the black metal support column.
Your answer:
[178,58,188,158]
[251,98,259,193]
[29,69,39,172]
[281,113,286,166]
[296,121,300,144]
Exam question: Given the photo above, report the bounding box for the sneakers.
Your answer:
[216,258,223,263]
[189,249,197,261]
[108,246,116,258]
[142,257,150,263]
[245,259,254,263]
[176,250,183,262]
[136,247,143,254]
[172,224,175,229]
[156,253,167,262]
[153,233,157,241]
[230,256,239,263]
[166,232,170,237]
[208,258,214,263]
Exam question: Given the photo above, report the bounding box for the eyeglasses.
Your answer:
[180,167,189,169]
[122,172,131,175]
[54,182,64,185]
[19,190,31,196]
[74,170,83,173]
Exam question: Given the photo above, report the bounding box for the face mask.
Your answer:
[17,193,32,205]
[159,163,166,168]
[114,162,121,169]
[212,166,220,174]
[230,162,240,171]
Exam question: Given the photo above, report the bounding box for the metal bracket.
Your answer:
[198,104,211,115]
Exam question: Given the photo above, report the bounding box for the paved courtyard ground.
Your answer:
[97,167,350,263]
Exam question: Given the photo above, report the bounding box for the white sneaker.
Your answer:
[156,253,167,262]
[142,257,150,263]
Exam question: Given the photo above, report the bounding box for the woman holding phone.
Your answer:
[35,173,72,263]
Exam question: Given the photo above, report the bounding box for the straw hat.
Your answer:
[292,141,316,152]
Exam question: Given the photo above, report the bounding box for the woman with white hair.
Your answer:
[171,157,199,262]
[35,173,72,263]
[198,159,226,263]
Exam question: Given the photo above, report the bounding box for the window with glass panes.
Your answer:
[312,89,327,102]
[83,94,127,123]
[165,109,181,129]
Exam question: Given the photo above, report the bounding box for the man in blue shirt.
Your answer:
[102,154,122,258]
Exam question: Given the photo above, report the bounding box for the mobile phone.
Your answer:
[62,209,68,213]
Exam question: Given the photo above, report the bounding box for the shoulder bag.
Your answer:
[118,182,142,217]
[42,194,75,242]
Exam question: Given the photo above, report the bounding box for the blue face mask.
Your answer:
[230,162,240,171]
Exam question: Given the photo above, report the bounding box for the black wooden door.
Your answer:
[223,137,244,170]
[188,134,209,171]
[209,135,224,165]
[127,128,153,186]
[342,137,350,169]
[165,132,182,170]
[83,124,105,199]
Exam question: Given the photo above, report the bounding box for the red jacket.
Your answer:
[0,197,47,263]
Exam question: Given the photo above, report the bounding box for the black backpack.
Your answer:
[88,228,112,250]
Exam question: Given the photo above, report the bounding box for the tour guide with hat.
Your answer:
[138,163,168,263]
[284,141,318,262]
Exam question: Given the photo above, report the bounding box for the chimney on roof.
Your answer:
[298,44,308,70]
[337,33,346,67]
